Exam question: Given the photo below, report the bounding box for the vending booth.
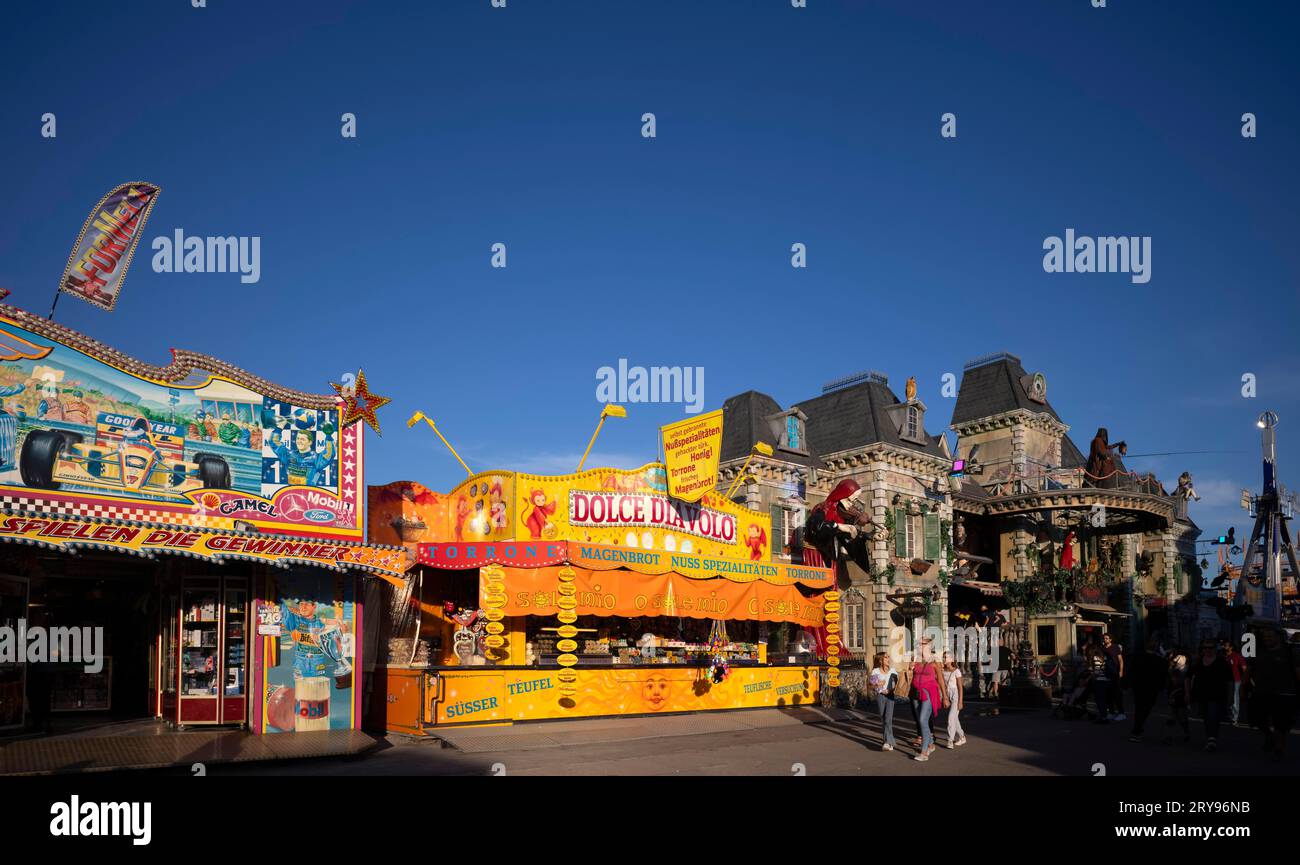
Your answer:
[370,465,838,733]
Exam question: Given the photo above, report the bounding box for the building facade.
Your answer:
[717,352,1202,678]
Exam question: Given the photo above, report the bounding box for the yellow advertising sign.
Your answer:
[440,472,516,543]
[512,464,770,561]
[435,664,820,725]
[660,409,723,503]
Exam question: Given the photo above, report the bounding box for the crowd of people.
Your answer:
[1067,626,1298,760]
[858,624,1298,763]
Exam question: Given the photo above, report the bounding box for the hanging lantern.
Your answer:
[479,565,509,659]
[556,565,579,707]
[824,590,841,688]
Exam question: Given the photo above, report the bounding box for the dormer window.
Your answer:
[767,409,809,455]
[890,398,927,446]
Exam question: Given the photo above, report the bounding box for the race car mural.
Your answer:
[0,309,363,538]
[19,412,231,498]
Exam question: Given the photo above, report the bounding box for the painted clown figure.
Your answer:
[803,477,876,587]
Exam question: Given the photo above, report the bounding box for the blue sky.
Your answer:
[1,1,1297,554]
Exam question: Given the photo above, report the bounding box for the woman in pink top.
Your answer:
[910,635,948,760]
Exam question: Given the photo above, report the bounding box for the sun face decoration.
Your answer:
[642,675,670,711]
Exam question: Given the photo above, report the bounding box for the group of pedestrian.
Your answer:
[1119,626,1298,760]
[868,636,967,761]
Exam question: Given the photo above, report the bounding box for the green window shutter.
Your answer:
[926,602,944,629]
[770,505,783,553]
[894,508,908,557]
[924,512,941,560]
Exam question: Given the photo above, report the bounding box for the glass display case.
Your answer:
[168,576,247,727]
[222,581,247,723]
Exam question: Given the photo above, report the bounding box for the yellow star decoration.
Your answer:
[331,369,391,435]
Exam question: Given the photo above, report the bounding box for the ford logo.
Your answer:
[304,509,335,523]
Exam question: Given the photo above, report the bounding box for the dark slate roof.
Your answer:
[792,379,948,460]
[718,390,821,468]
[951,354,1063,427]
[1061,434,1086,469]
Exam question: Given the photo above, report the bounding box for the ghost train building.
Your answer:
[717,352,1200,690]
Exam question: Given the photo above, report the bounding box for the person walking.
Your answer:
[910,636,947,761]
[1222,640,1248,725]
[1164,653,1191,744]
[1186,639,1232,752]
[1127,637,1168,742]
[1248,626,1299,761]
[1102,633,1126,721]
[1083,635,1113,722]
[869,651,900,752]
[942,651,967,748]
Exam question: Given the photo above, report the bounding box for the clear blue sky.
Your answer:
[1,1,1297,551]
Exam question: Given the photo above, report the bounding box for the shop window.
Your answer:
[1036,625,1056,656]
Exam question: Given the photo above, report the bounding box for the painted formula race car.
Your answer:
[19,411,231,497]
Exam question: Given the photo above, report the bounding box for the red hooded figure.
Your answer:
[1060,531,1076,570]
[803,478,874,585]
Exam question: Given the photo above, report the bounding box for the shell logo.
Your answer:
[201,493,221,510]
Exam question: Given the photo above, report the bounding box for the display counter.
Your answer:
[385,660,824,730]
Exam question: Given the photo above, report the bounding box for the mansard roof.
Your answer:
[793,379,948,461]
[719,390,821,468]
[952,352,1064,427]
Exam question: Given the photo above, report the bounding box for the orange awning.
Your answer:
[482,565,824,628]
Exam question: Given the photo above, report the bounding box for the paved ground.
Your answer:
[206,698,1300,777]
[0,718,379,775]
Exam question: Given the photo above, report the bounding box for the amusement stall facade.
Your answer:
[0,302,407,735]
[369,461,840,733]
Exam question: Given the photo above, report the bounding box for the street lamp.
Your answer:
[577,404,627,472]
[407,411,473,477]
[724,441,774,498]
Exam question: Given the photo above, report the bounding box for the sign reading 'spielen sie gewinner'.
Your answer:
[660,409,723,503]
